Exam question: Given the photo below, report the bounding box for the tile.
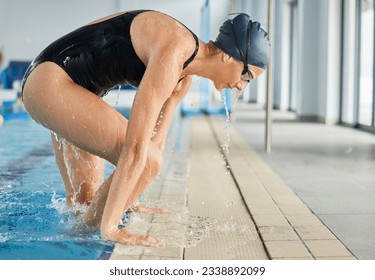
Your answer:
[264,241,312,259]
[184,236,268,260]
[113,245,145,256]
[129,212,154,223]
[252,215,290,227]
[161,186,186,195]
[277,203,312,215]
[273,257,314,260]
[152,213,188,224]
[247,203,282,215]
[142,246,183,258]
[295,226,337,240]
[272,194,305,205]
[304,240,353,257]
[110,255,141,260]
[153,234,186,248]
[259,226,299,241]
[157,195,186,205]
[124,225,150,235]
[244,194,276,205]
[286,214,324,227]
[260,180,295,196]
[230,242,269,260]
[140,256,162,260]
[315,256,357,260]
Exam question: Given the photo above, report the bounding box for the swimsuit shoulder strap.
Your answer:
[177,32,199,83]
[183,32,199,69]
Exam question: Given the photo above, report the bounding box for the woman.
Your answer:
[21,10,270,246]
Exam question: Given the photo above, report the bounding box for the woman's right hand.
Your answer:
[102,229,164,247]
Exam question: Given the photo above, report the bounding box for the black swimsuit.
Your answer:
[21,10,199,97]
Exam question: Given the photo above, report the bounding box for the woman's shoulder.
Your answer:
[131,11,195,61]
[131,11,193,41]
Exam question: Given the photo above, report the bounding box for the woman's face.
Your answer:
[213,57,265,92]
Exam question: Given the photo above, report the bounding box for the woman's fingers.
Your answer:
[103,229,165,247]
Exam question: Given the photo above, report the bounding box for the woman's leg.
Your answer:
[23,62,125,164]
[51,133,105,206]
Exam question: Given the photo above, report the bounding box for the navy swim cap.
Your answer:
[213,13,271,69]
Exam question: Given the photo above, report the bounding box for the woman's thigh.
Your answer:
[23,62,127,165]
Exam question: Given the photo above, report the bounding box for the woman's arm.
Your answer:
[152,75,192,152]
[100,49,184,245]
[124,76,193,210]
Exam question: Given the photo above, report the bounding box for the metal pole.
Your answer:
[265,0,274,153]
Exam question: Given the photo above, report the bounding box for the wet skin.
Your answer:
[22,11,266,247]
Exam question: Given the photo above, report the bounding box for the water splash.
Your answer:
[50,190,68,214]
[0,187,100,243]
[49,191,95,233]
[220,91,231,154]
[112,199,260,256]
[184,215,215,247]
[0,233,9,243]
[219,89,243,155]
[53,132,64,150]
[50,190,89,218]
[112,200,215,251]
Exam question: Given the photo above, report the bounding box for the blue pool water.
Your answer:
[0,118,114,260]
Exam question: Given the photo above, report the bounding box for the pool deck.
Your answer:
[110,114,356,260]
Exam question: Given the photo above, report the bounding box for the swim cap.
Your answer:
[213,13,271,69]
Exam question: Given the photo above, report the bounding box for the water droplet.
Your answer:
[63,56,70,66]
[116,85,122,105]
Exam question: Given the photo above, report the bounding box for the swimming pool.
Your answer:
[0,117,115,260]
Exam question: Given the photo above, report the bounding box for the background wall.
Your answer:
[0,0,115,67]
[0,0,212,68]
